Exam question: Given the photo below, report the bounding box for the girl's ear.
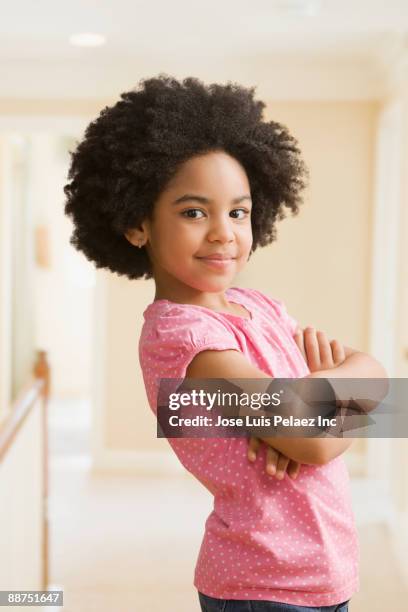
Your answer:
[124,229,145,247]
[124,220,149,247]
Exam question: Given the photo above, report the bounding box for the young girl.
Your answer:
[64,74,387,611]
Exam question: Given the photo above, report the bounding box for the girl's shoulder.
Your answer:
[139,295,243,381]
[140,286,297,337]
[140,293,240,352]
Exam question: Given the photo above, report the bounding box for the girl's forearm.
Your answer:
[261,352,388,465]
[308,351,390,413]
[311,351,388,379]
[259,435,353,466]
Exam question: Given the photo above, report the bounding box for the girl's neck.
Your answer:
[154,287,232,311]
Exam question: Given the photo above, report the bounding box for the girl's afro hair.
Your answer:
[64,73,308,280]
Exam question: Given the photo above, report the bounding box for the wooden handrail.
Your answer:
[33,350,50,591]
[0,376,44,462]
[33,350,50,400]
[0,349,50,591]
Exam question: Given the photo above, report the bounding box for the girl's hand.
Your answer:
[247,436,301,480]
[294,326,346,372]
[246,327,346,476]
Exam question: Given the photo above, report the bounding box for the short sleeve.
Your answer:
[139,305,248,495]
[247,289,299,336]
[142,305,243,391]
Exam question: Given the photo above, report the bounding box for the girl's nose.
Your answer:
[206,217,235,243]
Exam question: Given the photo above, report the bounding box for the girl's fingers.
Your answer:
[317,330,334,369]
[265,445,280,475]
[293,327,306,361]
[330,339,346,366]
[247,436,260,462]
[301,327,346,372]
[304,327,321,372]
[287,460,301,480]
[275,454,290,479]
[249,440,300,481]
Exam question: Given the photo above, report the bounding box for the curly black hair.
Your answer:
[63,73,308,280]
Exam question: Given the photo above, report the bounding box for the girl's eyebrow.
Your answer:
[172,194,252,205]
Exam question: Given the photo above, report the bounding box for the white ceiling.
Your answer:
[0,0,407,100]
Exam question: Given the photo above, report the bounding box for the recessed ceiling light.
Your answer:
[274,0,322,17]
[69,33,106,47]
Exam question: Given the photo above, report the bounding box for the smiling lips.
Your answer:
[197,255,236,269]
[197,254,236,260]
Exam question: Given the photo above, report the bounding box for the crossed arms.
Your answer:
[185,326,388,470]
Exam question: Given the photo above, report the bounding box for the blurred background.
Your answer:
[0,1,407,610]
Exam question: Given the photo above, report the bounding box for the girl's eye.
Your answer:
[180,208,250,220]
[231,208,250,219]
[181,209,205,219]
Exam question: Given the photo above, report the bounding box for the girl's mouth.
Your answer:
[196,257,235,269]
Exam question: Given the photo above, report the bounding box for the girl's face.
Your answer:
[128,150,253,299]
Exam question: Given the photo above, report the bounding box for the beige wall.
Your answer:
[0,137,13,415]
[101,100,378,452]
[239,101,378,350]
[104,273,156,450]
[30,134,95,398]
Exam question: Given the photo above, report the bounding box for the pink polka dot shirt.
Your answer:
[138,286,360,606]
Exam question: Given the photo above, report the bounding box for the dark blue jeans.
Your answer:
[198,592,349,612]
